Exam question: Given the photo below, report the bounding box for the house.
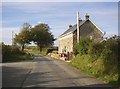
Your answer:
[58,12,105,55]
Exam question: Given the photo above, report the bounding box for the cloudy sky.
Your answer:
[1,2,118,45]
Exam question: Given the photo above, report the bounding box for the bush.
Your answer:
[76,37,93,55]
[70,54,118,86]
[46,47,58,54]
[88,43,104,60]
[2,43,32,63]
[46,48,54,54]
[70,36,119,87]
[2,44,22,55]
[2,43,11,58]
[11,46,23,54]
[73,44,79,56]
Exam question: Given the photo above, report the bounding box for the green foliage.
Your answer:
[70,54,118,86]
[73,44,79,56]
[2,43,34,63]
[70,35,119,87]
[14,23,55,52]
[14,23,32,51]
[77,37,93,55]
[2,43,12,59]
[31,23,55,51]
[46,48,54,54]
[25,46,47,56]
[88,43,104,61]
[25,46,58,56]
[46,47,58,54]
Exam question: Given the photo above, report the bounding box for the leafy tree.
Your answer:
[31,23,54,51]
[14,23,32,51]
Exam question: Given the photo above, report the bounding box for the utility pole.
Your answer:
[77,12,80,43]
[12,30,14,45]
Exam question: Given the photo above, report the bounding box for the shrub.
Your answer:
[77,37,93,55]
[2,43,11,58]
[70,36,119,86]
[88,42,104,60]
[46,48,54,54]
[11,46,23,54]
[73,44,79,56]
[2,43,26,62]
[46,47,58,54]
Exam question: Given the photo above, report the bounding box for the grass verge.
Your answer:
[3,52,34,63]
[69,54,119,87]
[25,48,46,56]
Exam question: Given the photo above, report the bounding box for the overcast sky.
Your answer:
[1,2,118,45]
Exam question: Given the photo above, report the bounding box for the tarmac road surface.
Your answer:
[2,54,115,88]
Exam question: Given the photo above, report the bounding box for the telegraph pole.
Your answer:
[12,30,14,45]
[77,12,80,43]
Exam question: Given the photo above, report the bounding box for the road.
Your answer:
[2,54,114,88]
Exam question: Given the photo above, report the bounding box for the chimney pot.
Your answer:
[69,25,72,29]
[85,13,90,20]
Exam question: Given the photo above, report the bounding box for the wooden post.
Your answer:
[77,12,80,43]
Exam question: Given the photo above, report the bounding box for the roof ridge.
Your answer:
[88,19,105,35]
[59,20,87,38]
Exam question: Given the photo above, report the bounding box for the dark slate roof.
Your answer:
[59,20,86,37]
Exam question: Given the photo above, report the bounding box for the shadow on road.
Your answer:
[2,65,31,87]
[2,54,118,89]
[2,65,117,89]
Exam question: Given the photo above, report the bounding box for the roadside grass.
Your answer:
[30,49,46,56]
[3,52,34,63]
[25,46,58,57]
[69,54,119,87]
[25,46,47,56]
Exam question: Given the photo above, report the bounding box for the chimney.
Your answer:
[77,12,80,43]
[85,13,90,20]
[69,24,72,29]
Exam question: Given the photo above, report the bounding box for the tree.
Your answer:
[31,23,54,51]
[14,23,32,51]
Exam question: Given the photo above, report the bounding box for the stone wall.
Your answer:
[48,52,75,61]
[58,33,73,53]
[48,53,59,59]
[80,20,104,40]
